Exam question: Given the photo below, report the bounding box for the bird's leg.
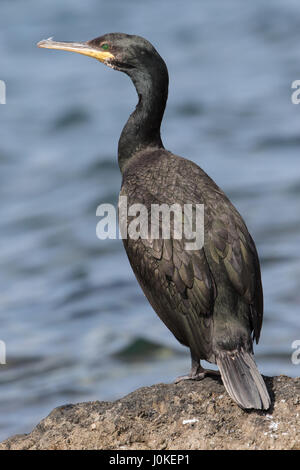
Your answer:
[174,352,220,383]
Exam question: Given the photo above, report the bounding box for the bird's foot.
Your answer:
[174,367,220,384]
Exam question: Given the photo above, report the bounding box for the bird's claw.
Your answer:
[174,368,220,384]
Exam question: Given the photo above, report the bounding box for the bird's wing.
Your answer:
[122,150,263,350]
[204,197,263,343]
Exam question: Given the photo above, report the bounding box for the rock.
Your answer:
[0,375,299,450]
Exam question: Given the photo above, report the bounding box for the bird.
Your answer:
[37,33,271,410]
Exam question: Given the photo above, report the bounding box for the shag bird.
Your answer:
[38,33,270,410]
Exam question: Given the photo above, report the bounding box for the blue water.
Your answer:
[0,0,299,441]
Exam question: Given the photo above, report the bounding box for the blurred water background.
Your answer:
[0,0,299,441]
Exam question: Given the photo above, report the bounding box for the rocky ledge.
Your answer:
[0,375,299,450]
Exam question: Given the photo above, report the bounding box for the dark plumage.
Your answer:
[38,33,270,410]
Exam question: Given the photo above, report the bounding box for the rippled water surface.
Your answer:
[0,0,299,440]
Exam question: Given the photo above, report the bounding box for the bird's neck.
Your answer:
[118,64,168,173]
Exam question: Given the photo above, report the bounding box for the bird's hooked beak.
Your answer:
[37,38,115,63]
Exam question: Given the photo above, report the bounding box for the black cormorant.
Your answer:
[38,33,270,410]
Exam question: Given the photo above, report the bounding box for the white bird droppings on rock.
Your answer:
[182,418,199,425]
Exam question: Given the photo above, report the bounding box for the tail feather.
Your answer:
[216,350,271,410]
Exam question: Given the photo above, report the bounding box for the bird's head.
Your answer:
[37,32,165,76]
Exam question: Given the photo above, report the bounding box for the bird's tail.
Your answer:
[216,350,271,410]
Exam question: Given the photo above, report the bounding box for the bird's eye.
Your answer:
[101,43,109,50]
